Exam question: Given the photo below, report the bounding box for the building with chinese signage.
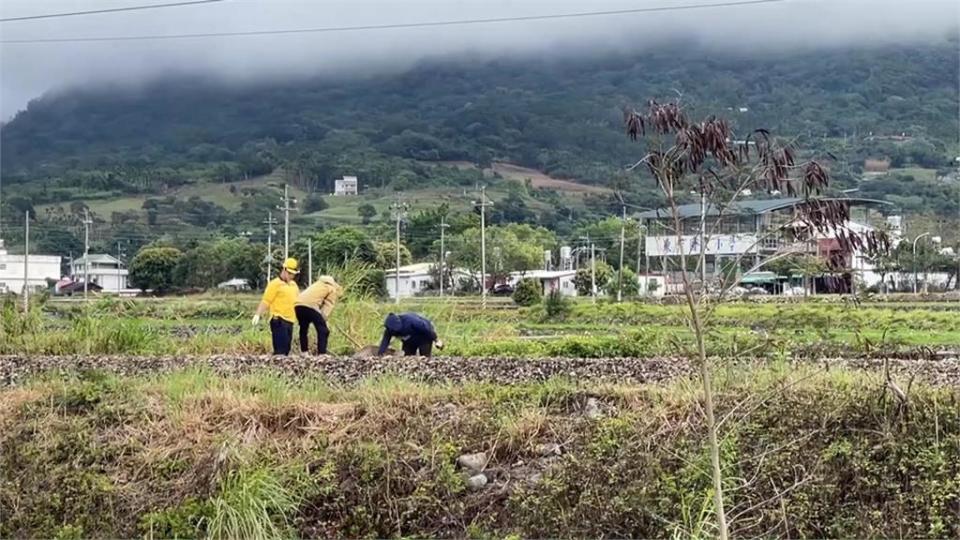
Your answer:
[636,197,890,293]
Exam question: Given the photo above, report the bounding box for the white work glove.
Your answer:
[435,339,444,351]
[251,314,261,326]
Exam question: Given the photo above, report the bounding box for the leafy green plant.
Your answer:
[129,247,184,293]
[512,278,542,307]
[542,290,572,320]
[139,498,212,540]
[573,261,613,296]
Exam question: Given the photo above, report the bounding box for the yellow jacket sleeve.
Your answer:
[261,279,280,306]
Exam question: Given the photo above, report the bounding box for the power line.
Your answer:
[0,0,225,23]
[1,0,786,44]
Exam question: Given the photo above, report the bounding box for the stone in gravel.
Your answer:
[457,452,488,473]
[584,397,602,419]
[534,443,562,457]
[466,473,488,490]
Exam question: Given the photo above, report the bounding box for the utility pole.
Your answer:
[264,212,278,283]
[475,186,493,310]
[955,156,960,297]
[913,232,930,294]
[22,211,29,313]
[636,222,644,276]
[82,209,92,301]
[279,184,295,259]
[390,198,409,305]
[590,242,597,304]
[439,216,450,298]
[307,237,313,286]
[617,204,626,302]
[699,189,707,292]
[115,241,126,295]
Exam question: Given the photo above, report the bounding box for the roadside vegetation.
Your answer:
[2,365,956,538]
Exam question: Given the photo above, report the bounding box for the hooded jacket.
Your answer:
[295,275,341,319]
[378,312,437,355]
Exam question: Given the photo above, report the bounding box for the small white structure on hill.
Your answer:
[0,239,62,294]
[334,175,359,196]
[70,254,128,292]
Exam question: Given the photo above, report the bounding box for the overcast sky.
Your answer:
[1,0,957,119]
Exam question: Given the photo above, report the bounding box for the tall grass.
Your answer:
[207,465,302,540]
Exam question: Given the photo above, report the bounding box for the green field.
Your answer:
[887,167,939,182]
[34,170,580,229]
[5,294,958,358]
[36,171,304,217]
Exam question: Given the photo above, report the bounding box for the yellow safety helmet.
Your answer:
[281,257,300,275]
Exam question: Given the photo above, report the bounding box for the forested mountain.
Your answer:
[1,40,958,220]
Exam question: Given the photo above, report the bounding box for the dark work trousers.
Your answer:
[270,317,294,356]
[295,305,330,354]
[402,338,433,357]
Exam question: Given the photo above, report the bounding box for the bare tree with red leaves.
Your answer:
[624,100,888,539]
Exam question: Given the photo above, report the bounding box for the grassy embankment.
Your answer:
[1,364,957,538]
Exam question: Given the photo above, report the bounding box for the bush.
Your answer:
[512,278,542,306]
[129,247,184,293]
[613,268,640,298]
[302,195,329,214]
[542,290,571,320]
[573,261,612,296]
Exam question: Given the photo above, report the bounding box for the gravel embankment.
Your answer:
[2,355,959,388]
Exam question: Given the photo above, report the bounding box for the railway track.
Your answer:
[2,354,958,388]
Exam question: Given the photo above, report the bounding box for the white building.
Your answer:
[385,263,435,299]
[638,197,891,294]
[0,239,62,294]
[334,175,359,196]
[384,262,474,299]
[508,270,578,297]
[70,254,129,292]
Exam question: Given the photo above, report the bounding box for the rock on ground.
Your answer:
[457,452,488,473]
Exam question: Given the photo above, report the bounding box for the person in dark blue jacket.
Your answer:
[378,312,444,357]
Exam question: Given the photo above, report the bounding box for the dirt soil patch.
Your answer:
[434,160,610,194]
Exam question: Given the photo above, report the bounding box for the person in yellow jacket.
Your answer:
[252,258,300,355]
[294,274,342,355]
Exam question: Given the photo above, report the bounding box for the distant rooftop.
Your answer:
[71,254,122,265]
[636,197,890,220]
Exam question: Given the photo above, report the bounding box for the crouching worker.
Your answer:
[295,275,342,355]
[252,258,300,355]
[377,312,444,357]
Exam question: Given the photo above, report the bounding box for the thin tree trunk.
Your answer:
[673,195,728,540]
[689,302,727,540]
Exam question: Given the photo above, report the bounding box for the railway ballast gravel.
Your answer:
[2,354,959,388]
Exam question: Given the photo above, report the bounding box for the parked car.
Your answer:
[491,283,514,296]
[782,286,806,297]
